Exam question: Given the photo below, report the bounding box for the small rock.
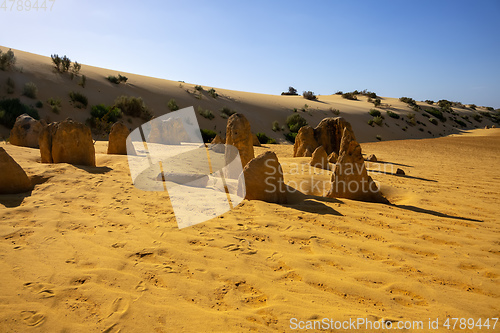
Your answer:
[0,147,32,194]
[396,168,405,175]
[309,146,330,170]
[367,154,377,162]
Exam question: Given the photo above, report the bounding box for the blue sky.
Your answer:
[2,0,499,108]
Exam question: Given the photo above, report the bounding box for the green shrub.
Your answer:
[429,117,438,125]
[200,129,217,143]
[0,98,40,128]
[198,108,214,120]
[256,132,276,144]
[342,92,357,100]
[454,119,466,127]
[386,110,400,119]
[369,109,381,117]
[486,106,494,111]
[286,113,307,132]
[437,99,452,112]
[107,74,128,84]
[272,120,280,131]
[72,62,81,75]
[0,49,16,71]
[469,104,477,110]
[373,116,383,126]
[281,86,298,96]
[329,108,340,115]
[51,54,62,71]
[79,75,86,88]
[367,119,374,126]
[90,104,122,123]
[399,97,418,108]
[61,56,71,72]
[376,135,382,141]
[23,82,38,99]
[208,88,218,98]
[6,77,15,94]
[167,98,179,111]
[373,98,381,107]
[69,91,88,108]
[113,96,152,120]
[302,91,317,100]
[35,100,43,108]
[406,112,416,125]
[220,107,236,119]
[284,132,297,143]
[425,100,434,105]
[425,107,446,121]
[194,85,203,91]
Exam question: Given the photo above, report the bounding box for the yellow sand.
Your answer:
[0,129,499,332]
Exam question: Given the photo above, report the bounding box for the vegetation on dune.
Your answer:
[194,85,203,91]
[372,116,383,126]
[200,129,217,143]
[69,91,88,108]
[207,88,218,98]
[329,108,340,115]
[5,77,15,94]
[386,110,400,119]
[0,49,16,71]
[47,97,62,114]
[113,96,152,120]
[220,106,236,119]
[425,100,434,105]
[198,108,214,120]
[256,132,276,144]
[79,75,87,88]
[425,107,446,122]
[286,113,307,133]
[429,117,438,125]
[51,54,80,74]
[0,98,40,128]
[341,92,357,100]
[281,86,298,96]
[302,91,317,100]
[87,104,123,136]
[369,109,381,117]
[167,98,179,111]
[107,74,128,84]
[284,132,297,143]
[272,120,281,131]
[23,82,38,99]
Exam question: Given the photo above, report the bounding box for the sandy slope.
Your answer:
[0,129,498,332]
[1,46,498,144]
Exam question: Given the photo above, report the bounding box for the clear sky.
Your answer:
[2,0,499,108]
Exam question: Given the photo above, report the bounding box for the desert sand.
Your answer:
[0,46,499,332]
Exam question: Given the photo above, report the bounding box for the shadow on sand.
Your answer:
[283,186,343,216]
[0,175,51,208]
[367,169,437,182]
[74,165,113,174]
[393,204,483,222]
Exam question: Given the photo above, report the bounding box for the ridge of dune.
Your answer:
[1,46,498,144]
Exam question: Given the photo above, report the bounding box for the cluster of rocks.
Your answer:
[294,117,387,203]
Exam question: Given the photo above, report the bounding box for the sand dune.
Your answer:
[0,128,498,332]
[1,46,498,144]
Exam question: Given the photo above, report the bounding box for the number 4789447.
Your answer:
[1,0,56,11]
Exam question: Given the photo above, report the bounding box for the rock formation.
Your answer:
[225,114,254,177]
[293,117,355,157]
[148,117,190,144]
[0,147,32,194]
[252,134,262,147]
[309,146,330,170]
[211,135,225,144]
[237,151,287,203]
[326,128,387,203]
[107,122,135,155]
[293,126,318,157]
[39,119,95,166]
[328,152,339,164]
[9,114,45,148]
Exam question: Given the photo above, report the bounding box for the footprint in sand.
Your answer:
[20,310,45,326]
[23,282,56,298]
